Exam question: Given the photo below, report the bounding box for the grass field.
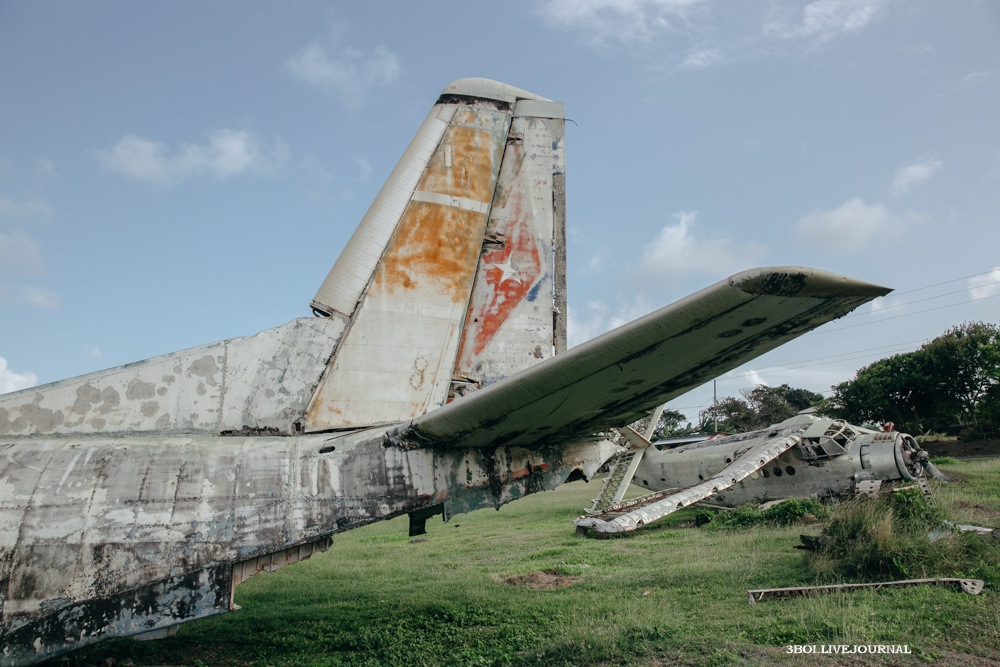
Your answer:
[59,459,1000,666]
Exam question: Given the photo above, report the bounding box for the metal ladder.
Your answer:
[917,475,934,502]
[586,405,665,514]
[587,449,642,513]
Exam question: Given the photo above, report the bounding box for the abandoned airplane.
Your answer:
[575,412,949,535]
[0,78,890,664]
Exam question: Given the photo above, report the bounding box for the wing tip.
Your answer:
[730,266,891,299]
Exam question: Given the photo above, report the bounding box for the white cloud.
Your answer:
[567,295,655,348]
[22,286,60,310]
[285,23,401,110]
[0,283,60,309]
[537,0,706,45]
[568,299,610,348]
[764,0,891,43]
[936,71,993,98]
[0,195,52,219]
[792,197,913,248]
[969,267,1000,300]
[629,211,767,286]
[95,129,278,185]
[890,158,942,196]
[680,47,725,69]
[0,357,37,394]
[742,369,768,387]
[0,231,45,276]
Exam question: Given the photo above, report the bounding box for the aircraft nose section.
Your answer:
[893,432,924,481]
[858,430,925,481]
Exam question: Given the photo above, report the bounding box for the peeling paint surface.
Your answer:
[0,318,344,438]
[304,103,512,429]
[0,430,613,664]
[455,111,565,388]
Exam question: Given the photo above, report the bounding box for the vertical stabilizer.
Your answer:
[304,80,563,430]
[452,99,566,396]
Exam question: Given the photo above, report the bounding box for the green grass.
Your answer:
[58,459,1000,666]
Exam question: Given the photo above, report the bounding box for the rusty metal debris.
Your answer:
[747,578,985,604]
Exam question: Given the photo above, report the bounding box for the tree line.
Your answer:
[657,321,1000,439]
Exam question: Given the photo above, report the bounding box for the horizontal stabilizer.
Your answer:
[574,433,802,534]
[396,266,888,450]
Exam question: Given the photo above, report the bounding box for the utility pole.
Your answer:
[713,379,718,433]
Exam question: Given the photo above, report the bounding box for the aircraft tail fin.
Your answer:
[303,79,566,430]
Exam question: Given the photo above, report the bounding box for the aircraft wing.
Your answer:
[573,433,803,534]
[397,266,887,449]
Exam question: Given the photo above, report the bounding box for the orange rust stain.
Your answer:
[372,120,503,301]
[374,203,487,302]
[417,125,496,202]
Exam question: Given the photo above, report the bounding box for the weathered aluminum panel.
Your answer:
[0,318,344,438]
[304,105,512,429]
[310,105,456,318]
[453,102,566,390]
[0,429,614,664]
[405,267,890,449]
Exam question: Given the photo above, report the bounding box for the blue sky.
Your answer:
[2,1,998,424]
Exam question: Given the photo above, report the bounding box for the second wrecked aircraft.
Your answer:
[576,412,949,535]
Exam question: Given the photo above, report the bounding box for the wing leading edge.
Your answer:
[395,266,888,450]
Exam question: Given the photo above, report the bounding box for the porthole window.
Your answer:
[773,467,783,477]
[762,469,770,478]
[698,474,704,480]
[785,466,796,476]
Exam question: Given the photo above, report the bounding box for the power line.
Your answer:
[816,291,1000,334]
[838,279,1000,320]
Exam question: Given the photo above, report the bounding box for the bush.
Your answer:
[710,498,825,529]
[804,490,1000,585]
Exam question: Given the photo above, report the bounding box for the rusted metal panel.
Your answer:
[0,317,343,438]
[310,79,551,320]
[304,105,512,429]
[747,578,984,603]
[453,102,566,391]
[0,427,613,664]
[310,106,457,319]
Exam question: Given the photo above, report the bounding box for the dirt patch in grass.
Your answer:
[953,499,1000,518]
[921,437,1000,459]
[496,569,581,590]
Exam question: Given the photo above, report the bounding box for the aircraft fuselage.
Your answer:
[632,417,926,505]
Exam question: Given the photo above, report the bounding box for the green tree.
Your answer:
[652,408,694,439]
[742,383,823,427]
[827,351,935,433]
[921,322,1000,431]
[699,395,754,432]
[828,321,1000,435]
[699,384,825,433]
